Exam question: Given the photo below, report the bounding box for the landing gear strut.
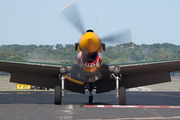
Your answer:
[89,91,93,103]
[112,74,126,105]
[54,75,65,105]
[86,83,95,104]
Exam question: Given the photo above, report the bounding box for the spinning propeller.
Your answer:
[58,1,133,46]
[58,2,133,85]
[58,1,85,35]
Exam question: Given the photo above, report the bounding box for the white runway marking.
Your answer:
[84,105,180,108]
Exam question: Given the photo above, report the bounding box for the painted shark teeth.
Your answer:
[84,63,96,67]
[78,51,102,68]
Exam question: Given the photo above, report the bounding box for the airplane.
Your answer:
[1,2,180,105]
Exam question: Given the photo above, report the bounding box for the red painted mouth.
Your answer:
[78,51,102,68]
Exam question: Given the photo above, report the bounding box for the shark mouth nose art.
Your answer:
[78,51,102,68]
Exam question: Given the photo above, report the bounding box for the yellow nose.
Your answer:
[79,32,101,53]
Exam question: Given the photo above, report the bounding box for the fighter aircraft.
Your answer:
[0,2,180,105]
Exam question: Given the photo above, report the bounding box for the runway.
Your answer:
[0,91,180,120]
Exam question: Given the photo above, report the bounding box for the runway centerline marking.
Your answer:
[84,105,180,108]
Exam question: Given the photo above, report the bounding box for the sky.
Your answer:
[0,0,180,46]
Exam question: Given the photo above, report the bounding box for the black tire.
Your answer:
[54,86,62,105]
[119,86,126,105]
[89,95,93,103]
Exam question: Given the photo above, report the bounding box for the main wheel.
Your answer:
[119,86,126,105]
[54,86,62,105]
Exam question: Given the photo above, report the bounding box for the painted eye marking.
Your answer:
[78,52,83,67]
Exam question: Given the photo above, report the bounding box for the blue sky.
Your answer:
[0,0,180,46]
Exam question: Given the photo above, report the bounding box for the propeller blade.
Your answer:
[58,1,85,35]
[101,29,133,45]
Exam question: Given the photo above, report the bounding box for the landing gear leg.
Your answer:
[89,91,93,103]
[112,74,126,105]
[54,75,65,105]
[86,83,95,104]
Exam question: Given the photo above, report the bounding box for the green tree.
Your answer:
[0,51,15,60]
[7,55,26,61]
[56,44,63,49]
[146,57,153,61]
[118,55,127,63]
[153,50,170,60]
[103,56,110,64]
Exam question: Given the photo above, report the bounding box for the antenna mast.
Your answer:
[130,28,134,48]
[96,10,97,33]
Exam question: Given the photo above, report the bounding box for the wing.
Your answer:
[0,60,72,88]
[110,59,180,88]
[96,59,180,93]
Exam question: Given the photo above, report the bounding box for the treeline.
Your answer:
[0,44,76,63]
[0,51,26,61]
[1,43,180,78]
[104,43,180,63]
[1,43,180,64]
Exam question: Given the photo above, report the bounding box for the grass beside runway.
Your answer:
[145,79,180,91]
[0,76,53,91]
[0,76,16,91]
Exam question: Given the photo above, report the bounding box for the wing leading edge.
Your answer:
[108,59,180,89]
[1,59,180,92]
[0,60,68,88]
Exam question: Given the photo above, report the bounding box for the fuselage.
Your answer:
[76,30,105,82]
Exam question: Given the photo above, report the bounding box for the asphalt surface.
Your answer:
[0,91,180,120]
